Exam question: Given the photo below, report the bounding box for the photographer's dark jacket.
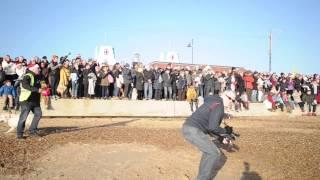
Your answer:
[184,95,226,135]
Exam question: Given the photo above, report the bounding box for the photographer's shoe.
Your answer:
[17,136,26,140]
[29,132,42,138]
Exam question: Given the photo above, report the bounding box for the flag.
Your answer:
[186,42,192,47]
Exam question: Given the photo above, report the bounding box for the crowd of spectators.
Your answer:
[0,54,319,115]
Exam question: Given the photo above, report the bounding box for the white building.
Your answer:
[96,45,116,66]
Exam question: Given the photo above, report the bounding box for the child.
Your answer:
[186,84,198,112]
[240,91,249,110]
[302,89,317,116]
[281,91,293,113]
[263,93,273,111]
[0,80,16,111]
[273,93,285,112]
[41,82,51,109]
[292,89,304,112]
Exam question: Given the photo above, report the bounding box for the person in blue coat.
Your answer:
[0,80,17,110]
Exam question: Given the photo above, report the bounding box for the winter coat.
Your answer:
[82,69,90,85]
[0,85,17,97]
[235,74,245,93]
[88,72,97,95]
[122,68,132,84]
[279,82,288,92]
[171,72,179,91]
[214,78,221,91]
[48,62,60,77]
[135,71,144,91]
[70,68,80,82]
[40,67,49,82]
[57,67,70,95]
[153,71,163,90]
[99,70,110,86]
[143,70,154,83]
[186,73,192,86]
[131,69,137,86]
[204,73,214,87]
[186,87,197,102]
[2,61,16,75]
[162,72,172,87]
[243,75,254,89]
[177,76,186,90]
[294,78,302,91]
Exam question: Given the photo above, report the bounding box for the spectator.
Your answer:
[112,63,121,98]
[88,69,97,98]
[177,71,186,101]
[186,84,198,112]
[162,69,172,100]
[48,55,61,99]
[0,80,16,110]
[95,66,102,98]
[153,68,163,100]
[70,64,80,99]
[204,70,214,96]
[122,63,132,99]
[2,55,17,83]
[213,73,220,95]
[82,64,91,98]
[171,68,179,100]
[135,66,144,100]
[99,65,110,99]
[292,89,304,112]
[57,61,70,98]
[143,65,154,100]
[40,82,51,109]
[303,89,317,116]
[40,62,49,83]
[243,71,254,101]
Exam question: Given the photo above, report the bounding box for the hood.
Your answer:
[204,95,223,106]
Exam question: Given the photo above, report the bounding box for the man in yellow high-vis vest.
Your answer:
[17,64,42,139]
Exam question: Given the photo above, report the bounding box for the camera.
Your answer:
[60,52,71,64]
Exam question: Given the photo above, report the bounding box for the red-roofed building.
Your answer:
[148,61,246,73]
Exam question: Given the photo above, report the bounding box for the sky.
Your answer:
[0,0,319,74]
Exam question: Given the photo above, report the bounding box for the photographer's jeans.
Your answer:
[17,102,42,137]
[182,124,221,180]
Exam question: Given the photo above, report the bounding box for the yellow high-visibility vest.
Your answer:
[19,73,35,102]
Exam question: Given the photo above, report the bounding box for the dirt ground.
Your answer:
[0,116,320,180]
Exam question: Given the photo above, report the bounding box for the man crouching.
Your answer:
[182,93,233,180]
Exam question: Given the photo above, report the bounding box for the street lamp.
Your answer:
[186,39,194,64]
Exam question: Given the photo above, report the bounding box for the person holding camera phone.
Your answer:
[182,93,234,180]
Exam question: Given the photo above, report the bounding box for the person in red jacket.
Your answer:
[243,72,254,102]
